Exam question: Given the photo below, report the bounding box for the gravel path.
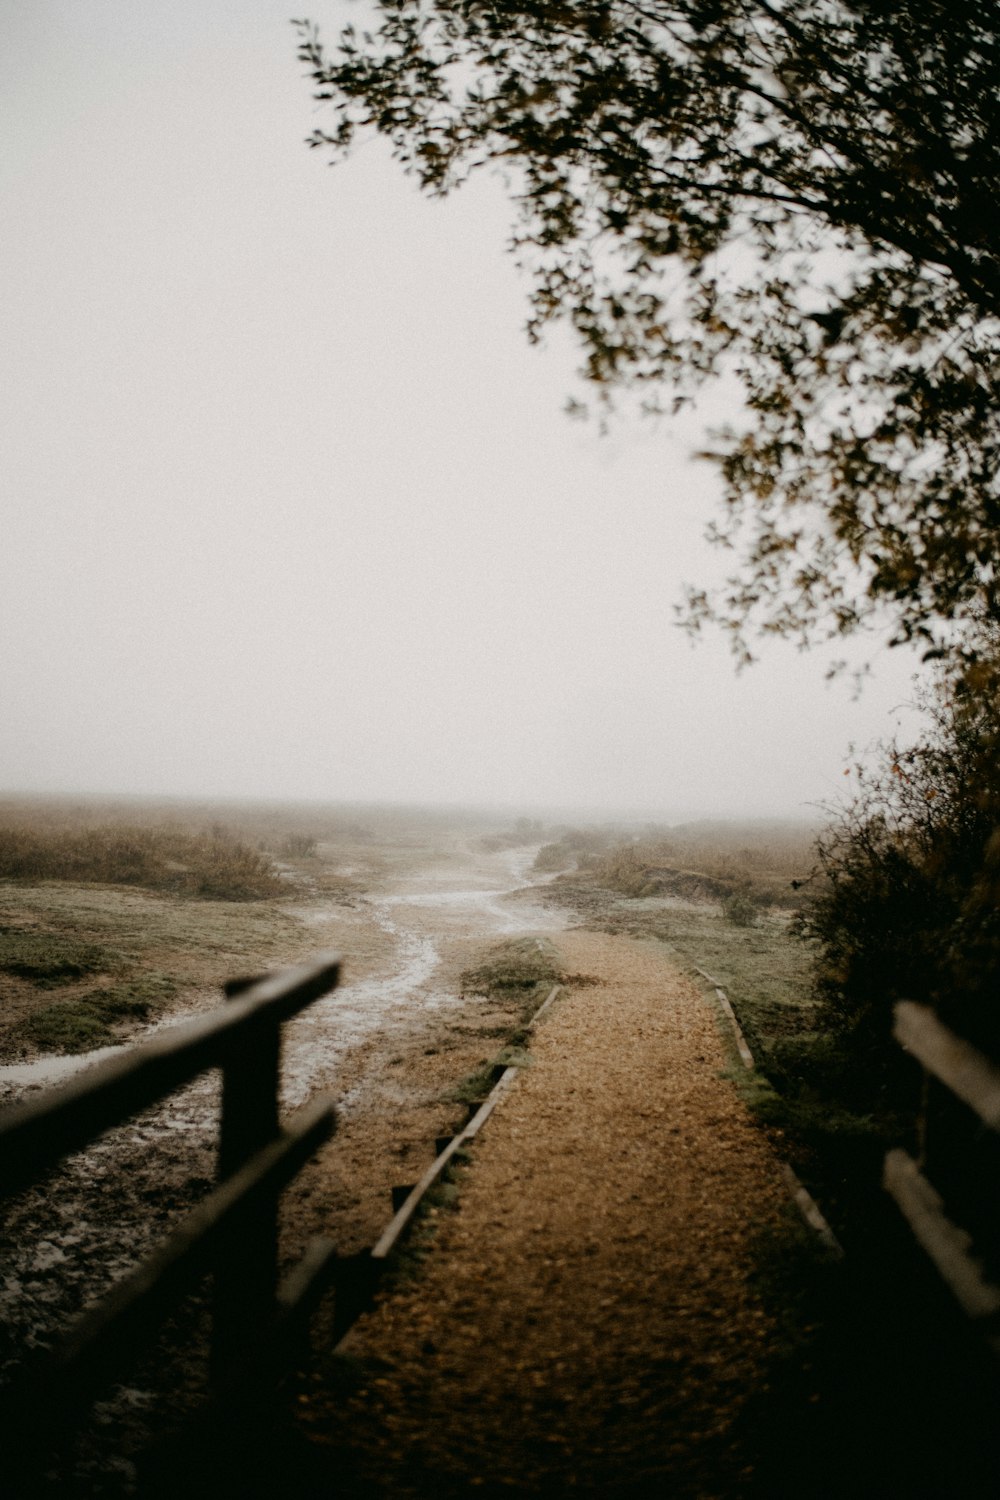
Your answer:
[300,929,792,1497]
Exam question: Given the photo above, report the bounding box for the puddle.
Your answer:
[0,1044,130,1093]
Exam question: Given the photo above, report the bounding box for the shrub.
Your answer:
[800,647,1000,1064]
[721,886,762,927]
[279,833,318,859]
[0,824,283,900]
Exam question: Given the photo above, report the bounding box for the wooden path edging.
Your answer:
[372,1065,522,1263]
[328,985,563,1348]
[694,966,844,1260]
[373,984,562,1264]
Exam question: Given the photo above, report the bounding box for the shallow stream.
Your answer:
[0,843,555,1105]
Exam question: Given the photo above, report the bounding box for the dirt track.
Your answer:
[299,929,791,1497]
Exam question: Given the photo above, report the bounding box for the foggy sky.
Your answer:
[1,1,921,821]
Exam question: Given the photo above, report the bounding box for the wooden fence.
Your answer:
[0,954,341,1458]
[885,1000,1000,1357]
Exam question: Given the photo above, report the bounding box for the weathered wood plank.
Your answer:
[779,1163,844,1259]
[10,1093,336,1419]
[0,955,340,1198]
[371,1066,522,1265]
[893,1002,1000,1131]
[372,1133,468,1263]
[525,984,562,1030]
[715,988,755,1069]
[694,968,755,1068]
[461,1065,521,1140]
[884,1147,1000,1343]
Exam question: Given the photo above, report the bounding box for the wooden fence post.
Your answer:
[212,981,283,1383]
[0,954,341,1464]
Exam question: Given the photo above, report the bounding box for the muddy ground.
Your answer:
[0,819,569,1493]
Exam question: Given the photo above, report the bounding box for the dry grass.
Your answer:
[588,820,819,908]
[0,823,283,901]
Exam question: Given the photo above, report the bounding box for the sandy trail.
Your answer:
[302,929,791,1497]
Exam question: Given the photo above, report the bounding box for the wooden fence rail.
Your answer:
[0,954,341,1449]
[886,1000,1000,1357]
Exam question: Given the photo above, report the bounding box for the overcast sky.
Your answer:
[1,1,922,821]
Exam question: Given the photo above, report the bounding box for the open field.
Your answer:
[0,796,545,1061]
[4,801,996,1495]
[0,796,573,1489]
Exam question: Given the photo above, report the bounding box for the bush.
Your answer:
[279,833,318,859]
[801,648,1000,1065]
[721,886,762,927]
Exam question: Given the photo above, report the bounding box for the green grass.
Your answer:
[0,928,122,986]
[459,936,564,1016]
[0,882,312,1060]
[19,972,178,1052]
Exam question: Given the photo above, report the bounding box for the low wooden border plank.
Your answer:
[275,1234,341,1325]
[695,967,755,1068]
[525,984,562,1031]
[780,1164,844,1259]
[372,1130,470,1262]
[371,1065,524,1264]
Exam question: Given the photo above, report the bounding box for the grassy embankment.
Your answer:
[0,797,384,1059]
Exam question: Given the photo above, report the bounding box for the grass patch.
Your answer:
[17,973,178,1053]
[459,936,563,1015]
[0,928,122,986]
[448,937,565,1108]
[0,880,312,1061]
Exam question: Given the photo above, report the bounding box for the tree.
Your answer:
[296,2,1000,666]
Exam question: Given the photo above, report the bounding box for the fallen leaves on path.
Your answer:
[301,930,791,1497]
